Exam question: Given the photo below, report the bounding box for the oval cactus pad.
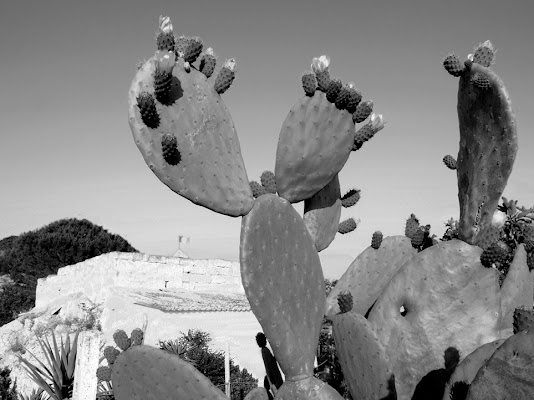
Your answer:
[112,345,228,400]
[240,194,325,381]
[128,57,254,217]
[456,62,517,244]
[303,174,342,252]
[275,91,355,203]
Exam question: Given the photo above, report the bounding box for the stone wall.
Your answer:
[36,252,243,307]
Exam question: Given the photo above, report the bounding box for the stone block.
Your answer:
[73,330,102,400]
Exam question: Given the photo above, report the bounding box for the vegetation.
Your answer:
[0,218,138,327]
[159,329,258,399]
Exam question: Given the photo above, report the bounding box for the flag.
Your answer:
[178,235,191,245]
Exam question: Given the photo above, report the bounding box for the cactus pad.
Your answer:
[453,52,518,245]
[303,174,342,252]
[113,330,131,351]
[337,218,357,234]
[96,365,112,382]
[472,40,495,68]
[273,376,344,400]
[250,181,268,198]
[513,306,534,334]
[128,55,254,217]
[301,72,317,96]
[183,36,203,63]
[112,345,228,400]
[103,346,121,365]
[443,54,465,77]
[443,339,505,400]
[466,329,534,400]
[325,236,416,318]
[275,90,355,203]
[337,291,353,314]
[240,194,325,382]
[340,189,361,208]
[130,328,144,345]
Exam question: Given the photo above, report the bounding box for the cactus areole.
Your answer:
[455,62,518,245]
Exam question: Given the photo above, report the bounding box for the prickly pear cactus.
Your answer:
[128,17,254,217]
[112,345,228,400]
[332,292,397,400]
[303,174,342,252]
[443,40,518,245]
[240,194,343,399]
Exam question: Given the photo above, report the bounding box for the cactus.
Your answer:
[128,19,254,217]
[301,71,317,96]
[275,55,381,203]
[103,345,121,365]
[443,155,457,170]
[303,174,342,252]
[199,47,217,78]
[444,339,505,400]
[472,40,495,68]
[332,291,397,400]
[113,330,131,352]
[130,328,144,346]
[513,306,534,334]
[443,40,518,245]
[466,329,534,399]
[96,365,112,382]
[255,332,283,390]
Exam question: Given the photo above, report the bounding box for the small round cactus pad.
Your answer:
[128,57,254,217]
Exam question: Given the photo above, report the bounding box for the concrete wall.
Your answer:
[36,252,243,308]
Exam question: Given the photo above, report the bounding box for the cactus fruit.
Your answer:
[340,189,360,208]
[130,328,144,346]
[301,72,317,96]
[112,345,228,400]
[214,58,237,94]
[332,292,397,400]
[443,155,457,170]
[255,332,284,390]
[161,133,181,166]
[326,78,343,103]
[345,85,362,114]
[337,218,357,234]
[466,329,534,399]
[260,171,277,194]
[129,33,254,217]
[250,181,268,198]
[472,40,495,68]
[405,214,420,239]
[470,72,490,90]
[371,231,383,249]
[199,48,217,78]
[325,236,417,319]
[513,305,534,334]
[410,228,425,248]
[352,100,374,123]
[353,112,386,150]
[240,194,326,384]
[183,36,203,64]
[136,92,160,129]
[445,41,518,245]
[174,35,190,58]
[113,330,131,351]
[480,241,509,268]
[312,55,331,92]
[103,346,121,365]
[96,365,112,382]
[156,16,175,52]
[153,51,176,105]
[303,174,342,252]
[443,54,465,77]
[334,84,352,110]
[443,339,505,400]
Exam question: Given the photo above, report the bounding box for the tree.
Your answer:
[0,218,138,327]
[159,329,258,399]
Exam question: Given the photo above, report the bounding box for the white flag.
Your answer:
[178,235,190,244]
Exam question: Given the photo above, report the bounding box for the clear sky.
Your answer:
[1,0,533,279]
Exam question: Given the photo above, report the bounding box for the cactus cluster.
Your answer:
[120,21,532,400]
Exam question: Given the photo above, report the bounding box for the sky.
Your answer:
[1,0,533,279]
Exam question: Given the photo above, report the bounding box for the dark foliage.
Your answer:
[0,218,138,327]
[0,366,18,400]
[159,329,258,400]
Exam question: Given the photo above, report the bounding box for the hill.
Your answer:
[0,218,138,327]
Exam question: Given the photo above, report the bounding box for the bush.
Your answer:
[159,329,258,399]
[0,366,18,400]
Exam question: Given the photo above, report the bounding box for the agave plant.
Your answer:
[157,339,198,367]
[17,387,49,400]
[16,330,79,400]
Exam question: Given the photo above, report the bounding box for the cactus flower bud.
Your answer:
[155,50,176,74]
[158,15,173,34]
[205,47,215,57]
[467,54,474,61]
[224,58,237,72]
[491,210,507,228]
[311,55,330,73]
[368,113,386,133]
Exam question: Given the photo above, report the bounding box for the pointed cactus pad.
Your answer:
[240,194,325,382]
[128,30,254,217]
[112,345,228,400]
